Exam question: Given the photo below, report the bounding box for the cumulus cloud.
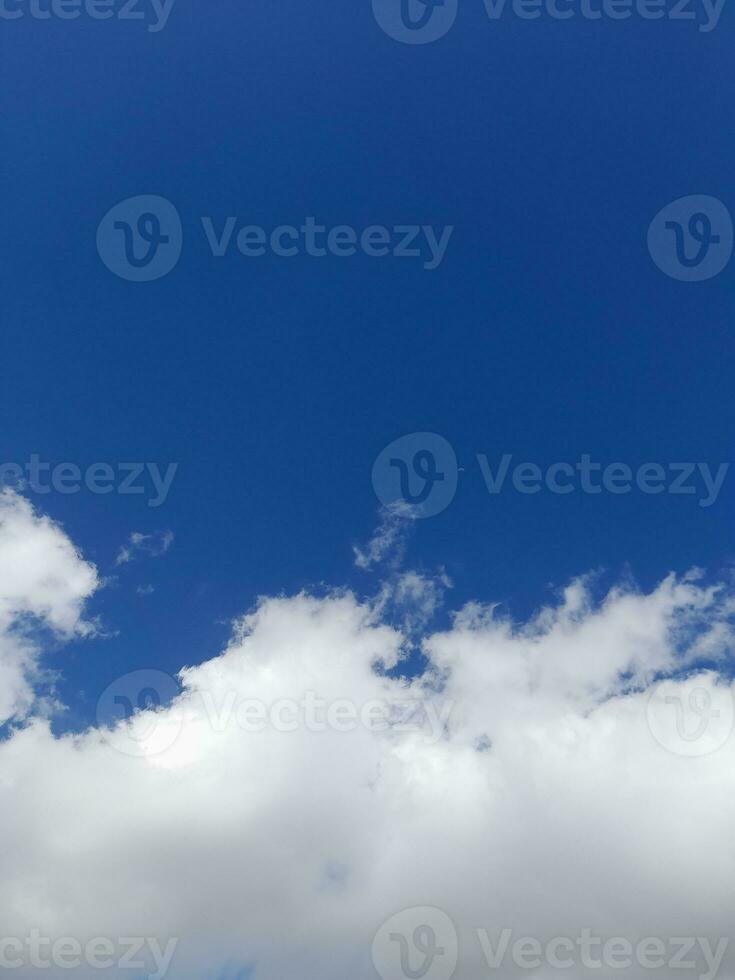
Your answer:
[0,491,98,725]
[0,495,734,980]
[373,568,452,639]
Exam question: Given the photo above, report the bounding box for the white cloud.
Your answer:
[0,491,98,725]
[353,501,417,570]
[116,530,174,566]
[0,495,734,980]
[373,568,452,638]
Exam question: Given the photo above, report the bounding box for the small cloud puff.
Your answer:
[116,530,174,566]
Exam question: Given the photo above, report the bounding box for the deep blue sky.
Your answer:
[2,0,734,729]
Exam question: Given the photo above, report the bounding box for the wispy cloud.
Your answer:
[353,501,417,571]
[116,530,174,566]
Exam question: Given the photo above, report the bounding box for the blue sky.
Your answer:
[2,0,735,733]
[3,6,735,978]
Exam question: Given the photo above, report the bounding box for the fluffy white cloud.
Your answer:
[0,493,733,980]
[0,491,98,725]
